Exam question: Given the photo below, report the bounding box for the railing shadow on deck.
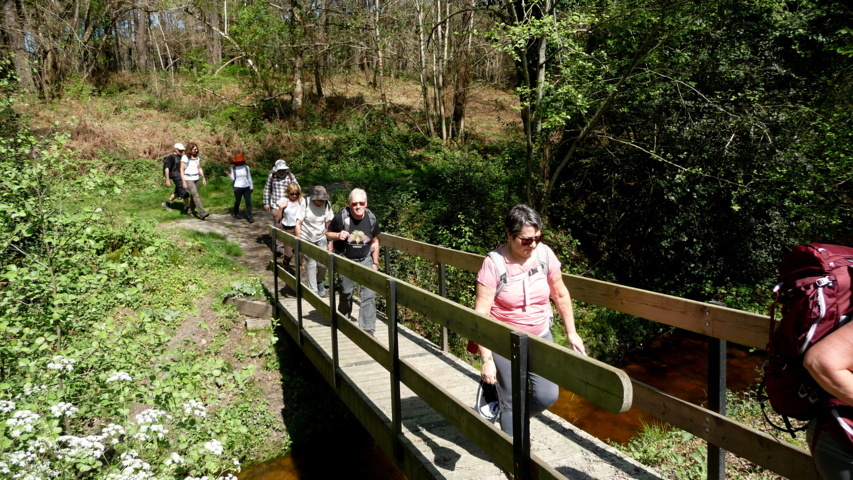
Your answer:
[270,228,813,480]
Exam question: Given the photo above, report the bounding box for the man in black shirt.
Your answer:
[162,143,189,211]
[327,188,381,335]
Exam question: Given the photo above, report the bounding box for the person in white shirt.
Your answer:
[179,142,209,219]
[297,186,334,297]
[274,182,305,264]
[228,153,254,223]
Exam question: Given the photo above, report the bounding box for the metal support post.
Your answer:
[388,279,402,462]
[294,239,303,345]
[511,331,530,480]
[439,263,449,352]
[708,336,726,480]
[329,253,340,388]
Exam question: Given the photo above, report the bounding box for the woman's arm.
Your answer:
[549,275,586,355]
[474,283,498,384]
[804,322,853,405]
[180,160,187,187]
[274,201,287,223]
[199,163,207,186]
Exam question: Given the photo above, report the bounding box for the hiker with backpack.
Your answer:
[180,142,210,220]
[326,188,380,336]
[228,153,254,223]
[162,143,189,211]
[297,186,334,297]
[760,243,853,479]
[473,204,585,436]
[263,159,299,213]
[805,327,853,479]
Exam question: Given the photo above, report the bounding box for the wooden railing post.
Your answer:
[329,252,340,388]
[295,238,303,346]
[708,337,727,480]
[384,243,390,275]
[388,279,402,462]
[438,263,449,352]
[511,331,531,480]
[271,227,279,318]
[707,300,727,480]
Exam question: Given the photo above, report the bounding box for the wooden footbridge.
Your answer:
[269,228,815,480]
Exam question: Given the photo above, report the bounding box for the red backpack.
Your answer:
[759,243,853,435]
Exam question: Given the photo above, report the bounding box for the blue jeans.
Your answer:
[337,255,377,333]
[494,329,559,436]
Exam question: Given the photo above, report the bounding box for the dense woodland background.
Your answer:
[1,2,851,477]
[3,0,852,303]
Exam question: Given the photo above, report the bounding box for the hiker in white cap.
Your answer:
[263,159,299,213]
[263,159,299,254]
[161,143,189,211]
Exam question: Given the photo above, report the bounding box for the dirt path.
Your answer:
[160,209,287,433]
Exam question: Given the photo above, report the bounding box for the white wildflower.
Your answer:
[232,457,242,472]
[164,452,186,466]
[203,438,224,455]
[56,435,106,460]
[0,400,15,413]
[50,402,79,418]
[101,423,126,444]
[6,409,40,437]
[46,355,76,372]
[217,474,238,480]
[134,408,172,424]
[106,371,133,382]
[182,399,208,417]
[19,384,47,398]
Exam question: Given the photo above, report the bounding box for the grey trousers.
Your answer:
[185,179,206,215]
[337,255,376,333]
[304,237,328,293]
[494,329,559,436]
[809,419,853,480]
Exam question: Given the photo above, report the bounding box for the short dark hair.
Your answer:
[504,204,542,237]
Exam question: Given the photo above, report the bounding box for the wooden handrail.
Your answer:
[382,233,770,350]
[275,228,811,479]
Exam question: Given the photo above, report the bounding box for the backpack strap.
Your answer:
[487,250,508,298]
[341,206,376,231]
[488,245,550,299]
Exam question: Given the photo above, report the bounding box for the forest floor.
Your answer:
[159,208,291,442]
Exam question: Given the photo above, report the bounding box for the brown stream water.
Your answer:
[239,330,765,479]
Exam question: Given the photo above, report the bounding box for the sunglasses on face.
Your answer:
[288,193,300,197]
[517,235,542,246]
[350,201,366,207]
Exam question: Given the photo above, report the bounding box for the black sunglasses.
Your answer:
[516,235,542,246]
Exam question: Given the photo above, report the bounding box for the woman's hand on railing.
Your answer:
[568,332,587,356]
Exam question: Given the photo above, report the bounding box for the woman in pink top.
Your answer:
[474,204,585,435]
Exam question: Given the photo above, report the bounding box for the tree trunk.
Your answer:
[434,0,447,141]
[207,8,222,66]
[370,0,387,108]
[451,0,473,139]
[3,0,35,91]
[135,6,150,71]
[414,0,435,136]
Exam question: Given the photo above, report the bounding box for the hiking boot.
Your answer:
[162,201,170,211]
[318,286,327,298]
[200,212,210,220]
[247,216,254,224]
[230,211,238,219]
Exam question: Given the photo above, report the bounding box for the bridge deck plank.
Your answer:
[276,294,662,480]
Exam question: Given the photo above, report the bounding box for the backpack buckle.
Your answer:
[815,276,833,288]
